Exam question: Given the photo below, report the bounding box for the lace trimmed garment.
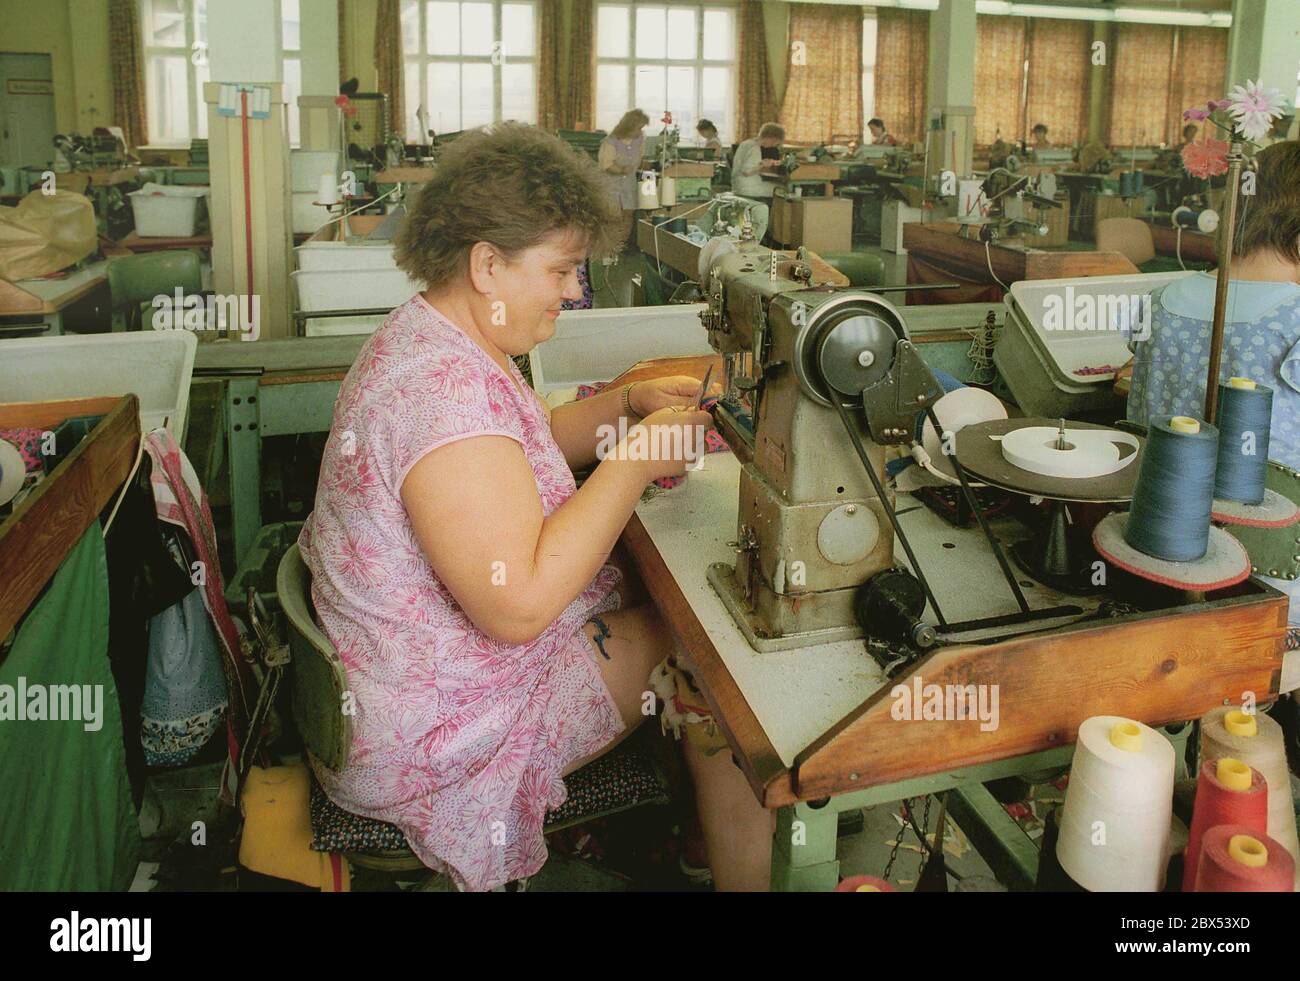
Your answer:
[299,295,623,890]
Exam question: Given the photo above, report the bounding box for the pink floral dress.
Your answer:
[299,294,624,890]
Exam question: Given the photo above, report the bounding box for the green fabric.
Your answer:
[0,521,142,890]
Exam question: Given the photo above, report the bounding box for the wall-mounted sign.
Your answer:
[7,79,54,96]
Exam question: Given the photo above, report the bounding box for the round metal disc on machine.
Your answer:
[1092,512,1251,591]
[817,313,898,396]
[954,417,1144,503]
[1211,489,1300,528]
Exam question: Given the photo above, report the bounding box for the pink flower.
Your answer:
[1182,138,1230,178]
[1226,80,1287,141]
[1208,99,1232,111]
[1183,108,1211,121]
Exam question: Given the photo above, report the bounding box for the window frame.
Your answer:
[138,0,209,147]
[594,0,738,141]
[403,0,540,137]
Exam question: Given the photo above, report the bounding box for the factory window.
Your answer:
[282,0,302,147]
[139,0,209,146]
[401,0,539,139]
[595,2,738,143]
[862,10,877,126]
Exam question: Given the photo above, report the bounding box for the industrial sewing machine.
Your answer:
[693,236,1288,698]
[694,237,1037,653]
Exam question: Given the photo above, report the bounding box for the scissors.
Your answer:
[694,364,715,409]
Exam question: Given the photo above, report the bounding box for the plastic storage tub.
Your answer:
[129,182,209,237]
[291,268,423,312]
[994,271,1192,418]
[0,331,196,435]
[527,304,712,394]
[295,241,402,272]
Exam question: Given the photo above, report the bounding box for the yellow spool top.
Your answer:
[1224,710,1257,737]
[1169,416,1201,434]
[855,885,882,892]
[1228,834,1268,868]
[1216,757,1252,791]
[1109,721,1143,752]
[1227,377,1258,390]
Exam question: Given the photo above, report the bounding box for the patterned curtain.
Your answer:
[1025,18,1090,146]
[778,4,862,144]
[736,0,776,141]
[973,15,1028,145]
[1170,27,1229,143]
[538,0,562,129]
[874,8,929,144]
[1105,23,1177,147]
[109,0,148,148]
[374,0,406,138]
[563,0,595,129]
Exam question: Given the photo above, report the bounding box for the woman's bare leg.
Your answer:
[681,737,775,891]
[562,603,774,890]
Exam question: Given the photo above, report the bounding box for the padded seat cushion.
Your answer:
[309,738,669,854]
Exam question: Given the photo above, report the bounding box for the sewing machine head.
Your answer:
[697,238,943,651]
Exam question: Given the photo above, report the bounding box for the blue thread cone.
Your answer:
[1124,417,1218,562]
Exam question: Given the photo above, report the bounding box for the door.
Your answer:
[0,53,57,171]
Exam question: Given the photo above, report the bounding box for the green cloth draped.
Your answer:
[0,521,141,890]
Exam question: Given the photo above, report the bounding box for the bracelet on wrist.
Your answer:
[621,383,642,420]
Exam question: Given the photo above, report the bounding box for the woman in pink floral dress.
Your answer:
[299,123,772,891]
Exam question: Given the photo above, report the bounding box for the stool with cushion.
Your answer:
[1096,217,1156,268]
[276,543,669,878]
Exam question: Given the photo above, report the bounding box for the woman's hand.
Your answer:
[628,374,719,417]
[614,406,715,483]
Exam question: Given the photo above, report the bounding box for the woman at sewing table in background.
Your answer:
[1125,140,1300,630]
[598,108,650,253]
[297,123,774,892]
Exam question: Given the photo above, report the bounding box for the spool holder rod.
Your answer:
[924,406,1033,616]
[1205,140,1245,424]
[832,398,950,629]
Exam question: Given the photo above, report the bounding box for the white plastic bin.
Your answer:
[292,268,423,312]
[129,182,209,237]
[994,270,1193,417]
[528,305,712,394]
[295,241,402,272]
[0,331,196,435]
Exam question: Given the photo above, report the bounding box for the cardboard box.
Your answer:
[770,196,853,253]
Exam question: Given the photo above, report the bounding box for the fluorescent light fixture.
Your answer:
[810,0,939,9]
[973,1,1230,28]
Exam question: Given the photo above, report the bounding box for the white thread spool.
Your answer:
[1200,707,1300,887]
[659,175,677,207]
[317,172,340,205]
[0,439,26,507]
[1056,716,1176,891]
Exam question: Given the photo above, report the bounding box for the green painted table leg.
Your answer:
[771,802,840,892]
[948,782,1040,891]
[226,377,262,567]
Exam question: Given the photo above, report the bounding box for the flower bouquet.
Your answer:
[1180,80,1289,178]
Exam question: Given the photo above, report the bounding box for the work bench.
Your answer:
[614,357,1286,891]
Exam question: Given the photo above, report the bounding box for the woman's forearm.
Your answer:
[508,459,650,640]
[551,385,639,469]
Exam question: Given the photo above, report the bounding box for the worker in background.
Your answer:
[1031,123,1051,149]
[867,118,898,147]
[1175,122,1199,154]
[730,121,785,242]
[597,109,649,253]
[1124,141,1300,627]
[695,119,724,157]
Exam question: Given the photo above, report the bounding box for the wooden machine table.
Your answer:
[614,357,1286,889]
[903,221,1139,303]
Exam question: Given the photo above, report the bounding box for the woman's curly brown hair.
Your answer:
[1235,140,1300,264]
[395,122,617,288]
